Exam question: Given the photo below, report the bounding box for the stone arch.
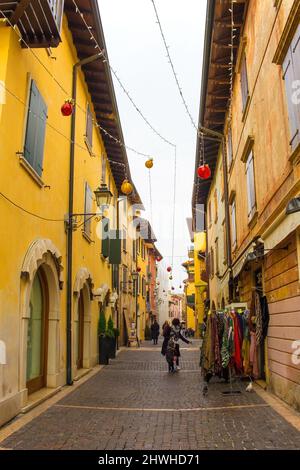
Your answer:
[19,239,63,401]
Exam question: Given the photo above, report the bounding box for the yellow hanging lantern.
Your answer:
[121,179,133,195]
[145,158,153,169]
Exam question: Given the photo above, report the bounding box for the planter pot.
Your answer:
[107,337,116,359]
[99,336,109,365]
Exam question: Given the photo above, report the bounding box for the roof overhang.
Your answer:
[192,0,248,220]
[65,0,142,205]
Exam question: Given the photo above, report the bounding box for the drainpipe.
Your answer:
[66,53,102,386]
[199,125,233,303]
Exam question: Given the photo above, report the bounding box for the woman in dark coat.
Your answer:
[151,320,160,344]
[161,321,171,356]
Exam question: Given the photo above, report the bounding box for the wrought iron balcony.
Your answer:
[0,0,64,48]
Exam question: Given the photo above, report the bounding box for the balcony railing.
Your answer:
[0,0,64,48]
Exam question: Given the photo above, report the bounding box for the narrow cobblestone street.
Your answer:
[1,341,300,450]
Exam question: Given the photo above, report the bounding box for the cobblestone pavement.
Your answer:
[1,340,300,450]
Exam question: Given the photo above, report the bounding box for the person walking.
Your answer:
[161,321,171,357]
[163,318,192,372]
[151,319,160,345]
[170,318,191,371]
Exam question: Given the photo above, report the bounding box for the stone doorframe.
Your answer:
[19,239,63,404]
[73,268,93,372]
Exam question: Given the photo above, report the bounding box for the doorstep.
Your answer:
[73,368,92,382]
[255,379,267,390]
[21,387,63,414]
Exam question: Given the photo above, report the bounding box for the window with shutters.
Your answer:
[227,127,233,169]
[142,277,146,298]
[231,199,237,250]
[83,182,93,238]
[240,54,250,114]
[85,103,93,151]
[214,189,218,223]
[223,221,228,266]
[122,266,128,293]
[245,150,257,220]
[210,248,214,279]
[215,237,219,275]
[122,228,127,252]
[208,200,212,227]
[102,155,106,184]
[282,24,300,152]
[23,80,47,177]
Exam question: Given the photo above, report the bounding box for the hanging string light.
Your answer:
[71,0,175,149]
[150,0,203,139]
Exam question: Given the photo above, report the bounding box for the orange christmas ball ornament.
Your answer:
[145,158,154,169]
[121,179,133,195]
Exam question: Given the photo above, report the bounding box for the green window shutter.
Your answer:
[24,80,47,176]
[109,229,121,265]
[101,217,110,258]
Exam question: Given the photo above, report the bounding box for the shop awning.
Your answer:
[263,211,300,250]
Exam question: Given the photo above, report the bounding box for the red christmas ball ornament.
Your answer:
[167,266,172,272]
[61,100,74,116]
[156,256,162,262]
[197,164,211,180]
[137,267,141,273]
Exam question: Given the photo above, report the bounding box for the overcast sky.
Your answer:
[100,0,207,290]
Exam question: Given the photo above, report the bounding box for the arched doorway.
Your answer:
[26,268,49,394]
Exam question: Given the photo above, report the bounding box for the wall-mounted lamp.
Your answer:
[94,183,113,209]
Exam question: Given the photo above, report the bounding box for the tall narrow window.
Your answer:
[227,127,233,168]
[24,80,47,177]
[210,248,214,278]
[85,103,93,151]
[240,54,249,113]
[84,182,93,237]
[282,24,300,151]
[208,201,212,226]
[231,199,237,249]
[102,155,106,184]
[246,150,256,220]
[122,266,128,293]
[215,237,219,275]
[214,189,218,223]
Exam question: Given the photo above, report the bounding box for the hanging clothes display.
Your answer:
[200,302,269,383]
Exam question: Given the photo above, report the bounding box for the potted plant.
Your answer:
[98,308,109,365]
[106,315,116,359]
[144,324,151,341]
[113,327,120,350]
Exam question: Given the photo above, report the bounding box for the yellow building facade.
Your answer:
[193,231,207,335]
[183,260,196,332]
[0,5,138,426]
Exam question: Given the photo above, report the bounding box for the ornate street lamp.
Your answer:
[94,183,113,210]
